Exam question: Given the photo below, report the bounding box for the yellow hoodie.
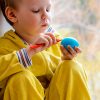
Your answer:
[0,30,91,100]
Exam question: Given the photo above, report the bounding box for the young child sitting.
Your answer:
[0,0,90,100]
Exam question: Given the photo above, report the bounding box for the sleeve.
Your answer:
[16,48,32,67]
[0,49,25,82]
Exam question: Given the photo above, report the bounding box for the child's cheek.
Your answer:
[29,16,40,26]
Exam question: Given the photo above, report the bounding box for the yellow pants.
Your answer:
[3,60,90,100]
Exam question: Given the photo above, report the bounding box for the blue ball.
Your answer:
[61,37,79,49]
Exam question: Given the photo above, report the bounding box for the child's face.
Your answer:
[15,0,51,35]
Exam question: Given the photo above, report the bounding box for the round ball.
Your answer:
[61,37,79,49]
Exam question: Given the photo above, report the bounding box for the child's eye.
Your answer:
[32,10,40,13]
[46,9,50,12]
[46,7,51,12]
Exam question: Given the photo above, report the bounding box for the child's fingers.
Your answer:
[60,45,67,55]
[67,45,77,57]
[45,33,57,44]
[60,45,74,60]
[44,35,53,47]
[74,47,82,53]
[39,36,50,48]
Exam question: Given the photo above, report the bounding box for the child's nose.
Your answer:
[41,11,49,20]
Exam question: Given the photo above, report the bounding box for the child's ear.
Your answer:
[5,7,18,23]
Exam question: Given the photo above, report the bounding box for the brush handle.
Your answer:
[30,39,61,49]
[30,44,44,49]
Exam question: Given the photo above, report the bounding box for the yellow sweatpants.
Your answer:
[3,60,90,100]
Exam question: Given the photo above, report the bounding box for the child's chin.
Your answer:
[39,29,47,33]
[41,26,48,32]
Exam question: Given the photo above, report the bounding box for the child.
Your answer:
[0,0,90,100]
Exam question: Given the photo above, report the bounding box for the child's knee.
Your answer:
[4,70,44,100]
[6,70,37,88]
[59,60,86,79]
[60,60,81,70]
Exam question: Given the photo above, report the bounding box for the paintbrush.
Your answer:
[30,38,61,49]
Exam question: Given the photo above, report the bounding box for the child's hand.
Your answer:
[33,33,57,48]
[60,45,82,60]
[26,33,57,58]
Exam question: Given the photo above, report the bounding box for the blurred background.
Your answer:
[0,0,100,100]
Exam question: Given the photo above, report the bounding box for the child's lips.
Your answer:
[41,23,48,27]
[41,24,48,30]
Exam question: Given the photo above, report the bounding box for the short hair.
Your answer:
[0,0,17,25]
